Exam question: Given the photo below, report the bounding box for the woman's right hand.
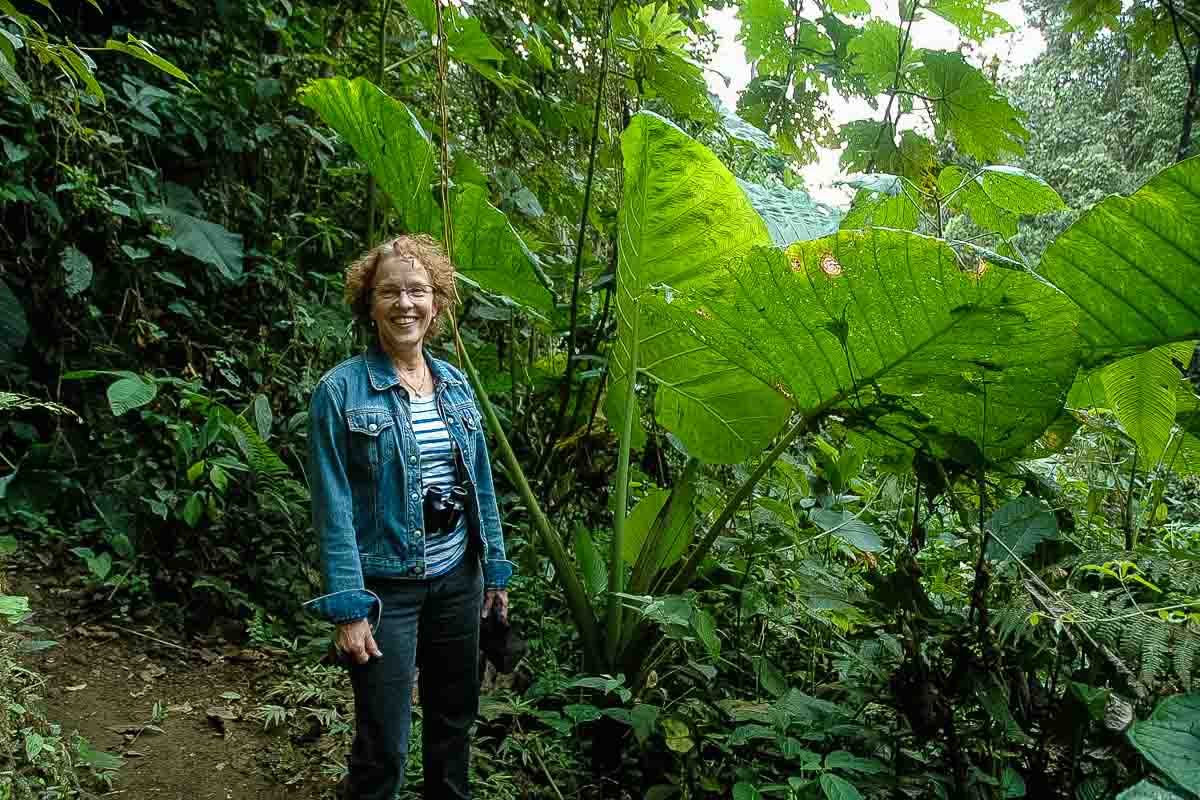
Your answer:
[337,618,382,665]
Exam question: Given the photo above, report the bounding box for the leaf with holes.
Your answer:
[1038,157,1200,363]
[607,112,791,463]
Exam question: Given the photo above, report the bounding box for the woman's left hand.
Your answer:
[482,589,509,625]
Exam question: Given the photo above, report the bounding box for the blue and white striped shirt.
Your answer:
[410,394,467,577]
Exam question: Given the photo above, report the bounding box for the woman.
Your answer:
[303,234,513,800]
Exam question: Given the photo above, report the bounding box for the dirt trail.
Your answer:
[13,572,326,800]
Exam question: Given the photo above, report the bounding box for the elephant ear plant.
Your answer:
[299,62,1200,675]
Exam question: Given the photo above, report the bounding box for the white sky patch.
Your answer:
[704,2,1046,204]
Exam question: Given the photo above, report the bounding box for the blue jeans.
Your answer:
[345,556,483,800]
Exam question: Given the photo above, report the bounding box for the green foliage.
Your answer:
[985,497,1058,562]
[1127,693,1200,795]
[1038,156,1200,363]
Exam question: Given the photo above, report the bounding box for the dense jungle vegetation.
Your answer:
[2,0,1200,797]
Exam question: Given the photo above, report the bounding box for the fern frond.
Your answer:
[1172,625,1200,692]
[1138,622,1171,688]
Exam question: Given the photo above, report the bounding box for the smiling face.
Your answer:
[370,254,439,357]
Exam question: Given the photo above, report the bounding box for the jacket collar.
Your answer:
[365,341,463,392]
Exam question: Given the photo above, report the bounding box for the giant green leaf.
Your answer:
[641,231,1082,466]
[819,773,864,800]
[1037,157,1200,363]
[0,277,28,361]
[917,52,1027,163]
[737,179,842,247]
[452,184,555,315]
[301,77,554,315]
[1127,693,1200,794]
[608,112,791,463]
[840,174,920,231]
[1100,342,1194,464]
[985,497,1058,562]
[162,209,244,281]
[300,77,440,237]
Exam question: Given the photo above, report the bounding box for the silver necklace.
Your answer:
[397,359,429,398]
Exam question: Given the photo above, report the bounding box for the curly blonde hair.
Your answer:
[344,234,459,341]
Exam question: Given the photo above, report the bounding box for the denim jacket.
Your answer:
[303,343,514,625]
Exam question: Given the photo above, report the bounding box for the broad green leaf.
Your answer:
[644,231,1082,466]
[1068,367,1109,408]
[840,174,920,231]
[609,112,790,463]
[299,77,440,237]
[1001,767,1027,798]
[163,209,244,280]
[301,78,553,315]
[810,509,883,552]
[1037,156,1200,363]
[0,276,29,360]
[732,784,764,800]
[661,717,694,752]
[25,731,44,761]
[106,372,157,416]
[1116,781,1191,800]
[1100,343,1194,464]
[917,52,1027,163]
[626,475,696,592]
[926,0,1014,42]
[979,166,1066,215]
[0,593,30,623]
[692,607,719,658]
[61,246,93,296]
[819,773,863,800]
[839,120,897,175]
[452,184,555,314]
[737,179,842,247]
[252,393,272,440]
[76,738,124,771]
[181,491,204,527]
[847,19,910,94]
[940,165,1017,238]
[986,497,1058,561]
[1127,692,1200,794]
[574,525,609,597]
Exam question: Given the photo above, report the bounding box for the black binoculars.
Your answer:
[424,484,467,535]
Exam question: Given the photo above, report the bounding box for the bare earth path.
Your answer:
[13,570,328,800]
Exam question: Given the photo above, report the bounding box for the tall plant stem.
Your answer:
[666,412,811,596]
[606,309,639,666]
[366,0,394,247]
[543,0,615,466]
[865,0,918,173]
[1165,0,1200,161]
[431,0,604,667]
[449,314,603,667]
[1124,448,1138,550]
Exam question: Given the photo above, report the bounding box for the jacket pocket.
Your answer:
[345,408,397,469]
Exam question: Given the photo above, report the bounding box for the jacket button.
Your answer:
[409,455,417,464]
[410,492,419,500]
[368,423,378,431]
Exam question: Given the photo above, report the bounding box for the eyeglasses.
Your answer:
[375,285,433,303]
